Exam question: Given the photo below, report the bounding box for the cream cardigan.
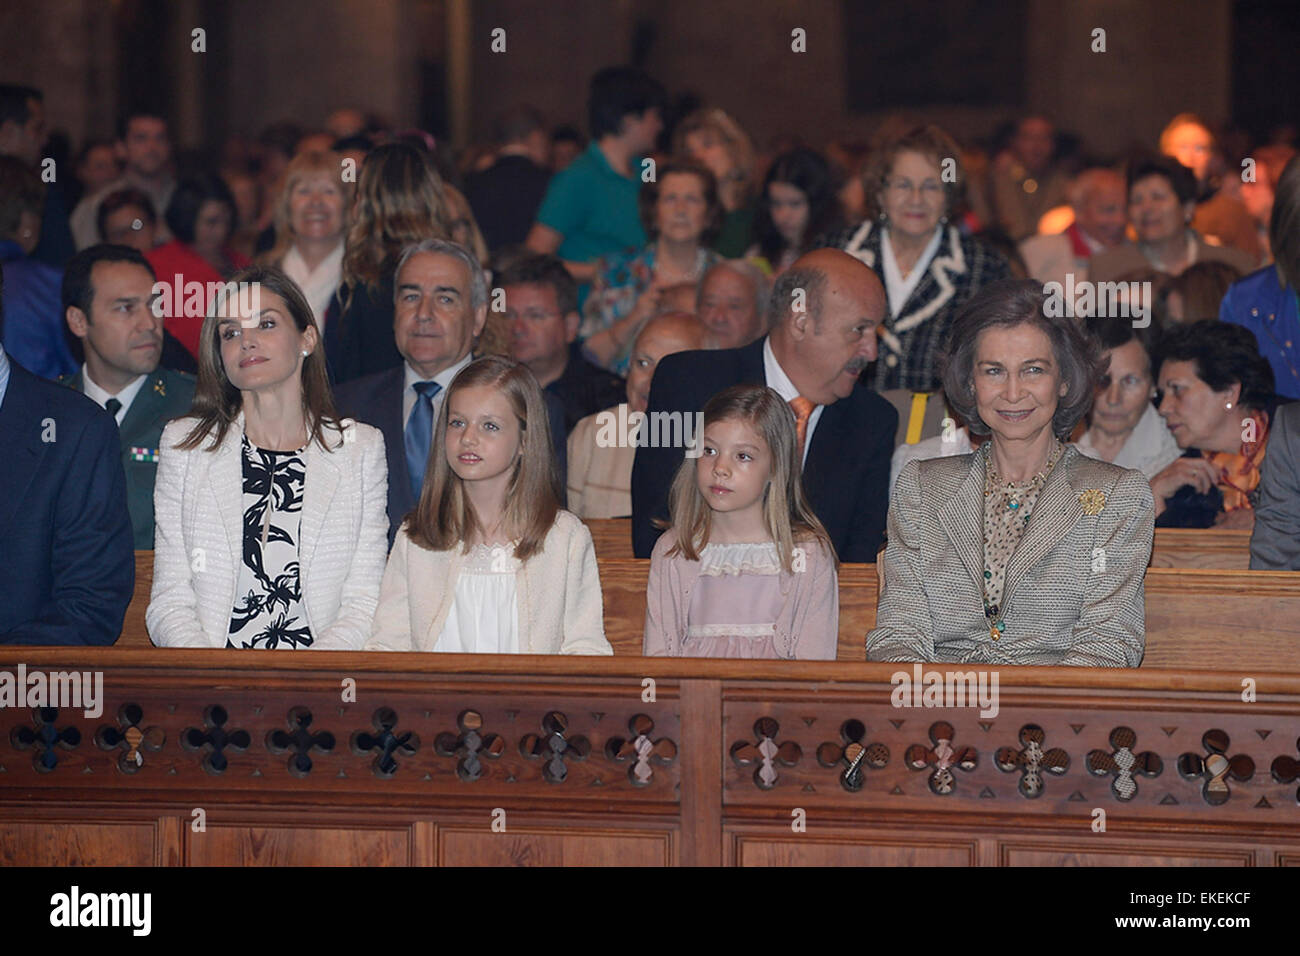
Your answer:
[367,509,613,654]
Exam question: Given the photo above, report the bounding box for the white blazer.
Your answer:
[367,509,613,655]
[147,413,389,649]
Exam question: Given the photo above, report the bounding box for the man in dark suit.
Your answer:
[632,248,898,562]
[335,239,568,547]
[60,244,196,549]
[463,106,552,254]
[0,262,134,645]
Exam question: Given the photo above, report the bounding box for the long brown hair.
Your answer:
[340,143,452,306]
[405,356,561,560]
[174,265,343,451]
[665,384,834,572]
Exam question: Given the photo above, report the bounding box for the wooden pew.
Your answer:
[120,552,1300,671]
[2,647,1297,867]
[586,518,1257,570]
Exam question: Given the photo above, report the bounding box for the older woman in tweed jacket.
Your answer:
[867,280,1154,667]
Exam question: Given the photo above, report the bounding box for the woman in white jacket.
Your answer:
[368,356,611,655]
[147,265,388,649]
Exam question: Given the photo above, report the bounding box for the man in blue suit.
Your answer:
[334,238,567,547]
[0,261,134,645]
[632,249,898,562]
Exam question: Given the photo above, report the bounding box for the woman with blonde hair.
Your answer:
[329,142,454,382]
[675,107,758,257]
[262,149,353,334]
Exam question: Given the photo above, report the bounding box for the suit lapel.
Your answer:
[0,365,47,541]
[299,436,340,573]
[1002,448,1083,605]
[935,448,987,591]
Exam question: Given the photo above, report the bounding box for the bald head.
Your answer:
[769,248,886,406]
[1070,167,1127,248]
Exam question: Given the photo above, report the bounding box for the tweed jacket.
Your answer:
[367,509,613,655]
[821,220,1011,392]
[866,443,1154,667]
[147,414,389,649]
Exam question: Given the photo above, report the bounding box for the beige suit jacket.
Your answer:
[866,444,1154,667]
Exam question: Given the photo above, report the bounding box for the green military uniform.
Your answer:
[61,367,196,549]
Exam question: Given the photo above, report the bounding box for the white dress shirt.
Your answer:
[282,242,344,332]
[763,337,823,465]
[402,352,475,439]
[81,365,148,426]
[880,226,943,316]
[1074,401,1183,481]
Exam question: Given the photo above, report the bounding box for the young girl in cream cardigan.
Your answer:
[368,356,612,654]
[643,384,839,658]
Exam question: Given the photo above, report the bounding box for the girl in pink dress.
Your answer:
[643,384,839,658]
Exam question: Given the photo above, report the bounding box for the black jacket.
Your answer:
[630,338,898,562]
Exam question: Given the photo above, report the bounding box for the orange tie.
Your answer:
[789,396,815,452]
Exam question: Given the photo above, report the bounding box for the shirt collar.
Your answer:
[82,363,148,414]
[762,336,805,405]
[404,351,474,395]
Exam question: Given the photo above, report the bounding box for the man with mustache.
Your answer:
[61,244,195,548]
[633,248,897,561]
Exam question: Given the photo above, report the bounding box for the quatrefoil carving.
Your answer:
[731,717,801,790]
[905,721,977,795]
[351,707,419,778]
[266,706,334,777]
[435,709,505,782]
[10,707,80,772]
[95,703,164,773]
[1178,730,1254,806]
[520,711,590,784]
[181,705,250,775]
[1271,736,1300,804]
[816,719,888,792]
[605,714,677,786]
[995,724,1069,798]
[1087,726,1162,801]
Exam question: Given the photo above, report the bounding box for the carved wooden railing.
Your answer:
[1,650,1297,866]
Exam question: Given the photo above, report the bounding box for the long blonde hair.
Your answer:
[340,143,452,305]
[665,384,833,572]
[262,149,354,268]
[405,356,561,560]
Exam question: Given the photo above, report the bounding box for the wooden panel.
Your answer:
[585,518,634,561]
[1000,842,1254,866]
[1150,528,1251,569]
[0,822,158,866]
[438,826,671,866]
[731,833,976,866]
[188,825,410,866]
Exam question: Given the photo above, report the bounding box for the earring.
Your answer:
[1226,401,1233,409]
[301,349,310,357]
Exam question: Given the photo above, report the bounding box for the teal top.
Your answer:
[536,142,646,265]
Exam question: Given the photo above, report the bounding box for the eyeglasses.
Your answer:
[885,179,944,198]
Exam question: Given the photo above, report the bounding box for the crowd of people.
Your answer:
[1,66,1298,667]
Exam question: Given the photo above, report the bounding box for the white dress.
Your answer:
[432,543,522,653]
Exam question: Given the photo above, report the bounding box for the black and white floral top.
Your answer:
[227,435,311,649]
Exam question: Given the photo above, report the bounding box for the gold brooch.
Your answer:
[1079,489,1105,516]
[154,378,166,397]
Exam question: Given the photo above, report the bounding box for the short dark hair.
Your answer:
[1155,319,1276,411]
[115,110,167,142]
[0,155,43,238]
[492,105,546,146]
[588,67,666,139]
[1086,315,1163,378]
[638,160,722,242]
[493,253,578,317]
[1127,153,1197,205]
[165,172,237,244]
[0,84,41,129]
[62,244,157,322]
[96,187,157,242]
[941,278,1104,439]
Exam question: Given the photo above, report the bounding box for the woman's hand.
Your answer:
[1150,457,1223,503]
